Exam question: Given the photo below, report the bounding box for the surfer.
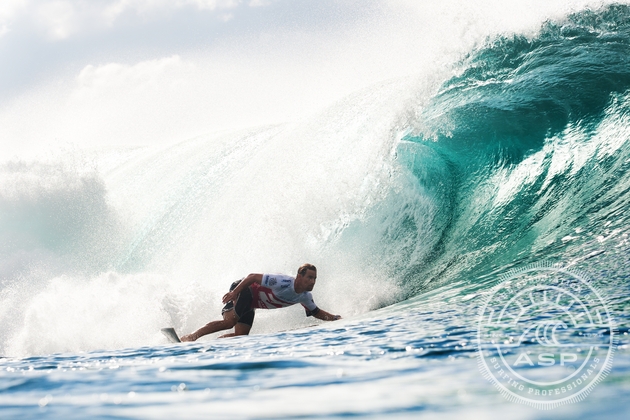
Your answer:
[180,263,341,341]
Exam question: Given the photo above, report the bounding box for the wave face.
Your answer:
[390,4,630,296]
[1,4,630,357]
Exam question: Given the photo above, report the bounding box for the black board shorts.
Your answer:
[221,280,255,327]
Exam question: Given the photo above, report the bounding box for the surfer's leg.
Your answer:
[219,322,251,338]
[180,310,238,341]
[220,312,254,337]
[234,322,252,336]
[218,309,254,338]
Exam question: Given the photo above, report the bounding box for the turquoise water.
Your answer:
[2,4,630,418]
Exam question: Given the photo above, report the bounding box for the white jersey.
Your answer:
[250,274,318,314]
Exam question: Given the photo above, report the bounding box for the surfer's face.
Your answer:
[299,269,317,291]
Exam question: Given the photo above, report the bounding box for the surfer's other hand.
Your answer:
[222,292,235,304]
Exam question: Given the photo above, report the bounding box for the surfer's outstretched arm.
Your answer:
[313,309,341,321]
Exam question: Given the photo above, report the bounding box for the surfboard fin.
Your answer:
[161,327,181,343]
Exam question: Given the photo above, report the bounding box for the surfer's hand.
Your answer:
[222,291,236,304]
[333,315,341,320]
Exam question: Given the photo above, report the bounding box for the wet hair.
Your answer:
[298,263,317,276]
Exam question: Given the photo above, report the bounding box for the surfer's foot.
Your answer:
[180,334,194,342]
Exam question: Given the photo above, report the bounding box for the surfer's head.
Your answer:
[298,263,316,276]
[297,263,317,291]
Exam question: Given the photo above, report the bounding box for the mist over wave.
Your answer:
[1,79,420,356]
[2,1,630,357]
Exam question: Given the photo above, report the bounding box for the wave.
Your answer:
[388,3,630,295]
[0,161,122,279]
[2,4,630,356]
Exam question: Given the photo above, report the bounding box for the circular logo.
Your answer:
[477,262,617,409]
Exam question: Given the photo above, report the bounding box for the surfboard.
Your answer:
[161,327,181,343]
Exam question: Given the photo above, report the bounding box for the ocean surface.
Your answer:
[2,3,630,419]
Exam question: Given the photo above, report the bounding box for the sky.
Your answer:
[0,0,617,158]
[0,1,379,98]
